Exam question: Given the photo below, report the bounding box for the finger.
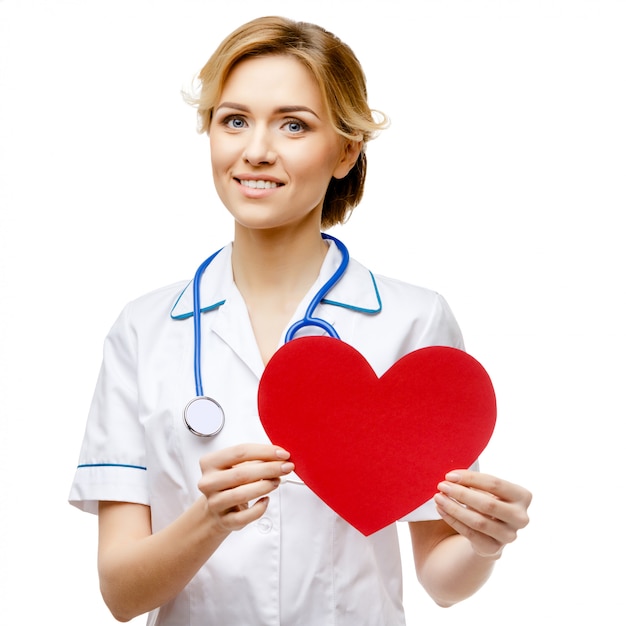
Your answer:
[445,470,532,506]
[435,499,504,558]
[437,480,512,524]
[434,492,518,546]
[198,443,293,495]
[441,472,531,532]
[219,496,272,531]
[200,443,290,473]
[207,476,281,513]
[199,459,294,496]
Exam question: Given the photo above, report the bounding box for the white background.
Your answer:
[1,0,624,623]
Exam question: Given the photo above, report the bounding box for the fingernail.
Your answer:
[433,493,446,505]
[281,462,295,473]
[438,481,451,494]
[276,449,290,459]
[446,472,461,482]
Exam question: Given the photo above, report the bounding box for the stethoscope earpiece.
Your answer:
[185,233,349,437]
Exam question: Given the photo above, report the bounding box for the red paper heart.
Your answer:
[258,337,496,536]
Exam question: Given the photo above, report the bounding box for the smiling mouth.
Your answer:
[237,179,282,189]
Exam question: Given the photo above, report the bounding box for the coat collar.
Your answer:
[169,240,382,321]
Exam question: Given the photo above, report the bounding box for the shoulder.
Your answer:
[372,270,445,305]
[342,257,464,353]
[348,256,452,316]
[126,280,191,314]
[124,280,190,320]
[376,272,461,337]
[105,280,191,343]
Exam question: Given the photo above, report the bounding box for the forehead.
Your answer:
[219,55,325,110]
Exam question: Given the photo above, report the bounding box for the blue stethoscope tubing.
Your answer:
[183,233,349,436]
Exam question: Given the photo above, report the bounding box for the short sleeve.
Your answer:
[421,293,465,350]
[68,304,149,514]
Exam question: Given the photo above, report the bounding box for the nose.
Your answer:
[243,125,276,166]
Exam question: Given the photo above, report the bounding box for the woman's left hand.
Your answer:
[434,470,532,558]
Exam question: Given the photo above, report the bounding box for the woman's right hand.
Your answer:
[198,443,294,533]
[97,444,293,620]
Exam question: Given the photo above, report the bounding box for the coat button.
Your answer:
[257,517,273,534]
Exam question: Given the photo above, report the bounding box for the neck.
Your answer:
[230,221,332,365]
[231,224,329,304]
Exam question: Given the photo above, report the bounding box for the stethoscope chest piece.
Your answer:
[184,397,225,437]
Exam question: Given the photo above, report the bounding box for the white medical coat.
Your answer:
[69,240,465,625]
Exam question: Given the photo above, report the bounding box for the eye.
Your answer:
[282,118,310,134]
[222,115,247,130]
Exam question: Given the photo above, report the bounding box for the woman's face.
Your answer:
[209,55,357,233]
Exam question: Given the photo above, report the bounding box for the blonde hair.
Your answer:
[185,16,388,228]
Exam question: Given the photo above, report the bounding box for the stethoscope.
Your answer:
[183,233,349,437]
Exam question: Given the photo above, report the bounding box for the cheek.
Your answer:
[209,134,237,171]
[317,138,346,172]
[291,142,343,182]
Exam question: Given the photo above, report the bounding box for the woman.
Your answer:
[69,16,531,625]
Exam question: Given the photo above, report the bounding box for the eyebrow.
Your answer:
[215,102,321,119]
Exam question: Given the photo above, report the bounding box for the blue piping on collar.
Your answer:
[170,292,226,321]
[169,270,382,320]
[321,271,382,314]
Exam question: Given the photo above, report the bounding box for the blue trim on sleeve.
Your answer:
[77,463,147,471]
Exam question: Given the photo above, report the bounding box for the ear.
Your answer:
[332,139,363,180]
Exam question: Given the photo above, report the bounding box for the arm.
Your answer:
[410,470,531,607]
[97,444,294,622]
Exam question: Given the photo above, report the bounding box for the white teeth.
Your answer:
[240,179,278,189]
